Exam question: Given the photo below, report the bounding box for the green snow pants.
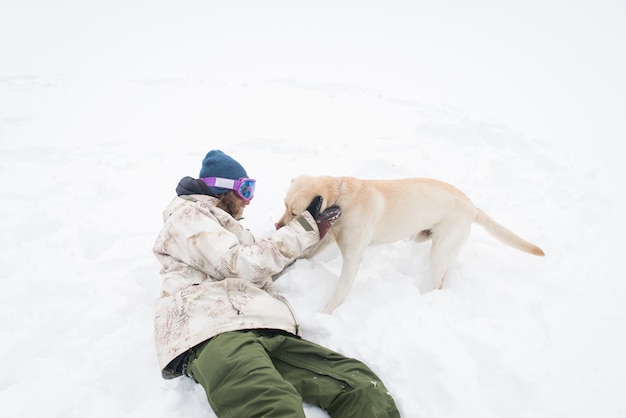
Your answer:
[185,329,401,418]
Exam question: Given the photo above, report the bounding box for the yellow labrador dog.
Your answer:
[276,175,544,314]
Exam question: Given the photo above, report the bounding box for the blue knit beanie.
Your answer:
[199,150,248,195]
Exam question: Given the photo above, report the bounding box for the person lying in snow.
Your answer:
[153,149,400,417]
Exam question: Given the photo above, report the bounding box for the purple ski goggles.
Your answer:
[200,177,256,201]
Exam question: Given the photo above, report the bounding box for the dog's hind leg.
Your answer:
[429,223,471,290]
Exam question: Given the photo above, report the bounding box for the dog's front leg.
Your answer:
[323,241,368,314]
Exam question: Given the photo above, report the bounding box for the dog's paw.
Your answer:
[321,304,336,315]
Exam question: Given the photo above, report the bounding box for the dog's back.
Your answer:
[332,177,477,244]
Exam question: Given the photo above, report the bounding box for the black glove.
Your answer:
[306,196,342,239]
[306,196,323,219]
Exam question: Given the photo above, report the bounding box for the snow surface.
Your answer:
[1,1,625,417]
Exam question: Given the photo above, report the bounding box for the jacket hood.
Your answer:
[176,176,211,196]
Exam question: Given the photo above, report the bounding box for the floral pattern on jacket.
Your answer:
[153,194,319,378]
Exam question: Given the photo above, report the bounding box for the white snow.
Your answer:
[1,1,625,417]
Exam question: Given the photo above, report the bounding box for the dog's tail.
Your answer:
[474,208,545,256]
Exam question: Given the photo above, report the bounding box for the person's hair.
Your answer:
[215,191,244,218]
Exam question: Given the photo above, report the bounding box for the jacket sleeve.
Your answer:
[158,205,320,285]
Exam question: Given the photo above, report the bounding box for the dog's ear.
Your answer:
[317,176,340,211]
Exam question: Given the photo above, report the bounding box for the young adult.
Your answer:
[153,150,400,417]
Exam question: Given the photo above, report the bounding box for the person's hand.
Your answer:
[305,195,323,218]
[306,196,342,239]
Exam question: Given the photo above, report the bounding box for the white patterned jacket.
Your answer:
[153,194,319,378]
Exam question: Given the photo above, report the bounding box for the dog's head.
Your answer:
[275,175,340,229]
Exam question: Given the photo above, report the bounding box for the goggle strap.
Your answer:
[202,177,236,190]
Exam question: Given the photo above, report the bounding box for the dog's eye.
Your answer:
[291,212,297,217]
